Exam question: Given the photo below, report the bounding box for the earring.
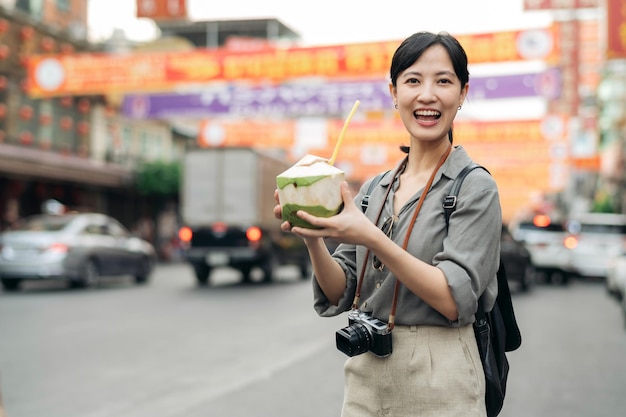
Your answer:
[394,103,398,109]
[458,105,462,110]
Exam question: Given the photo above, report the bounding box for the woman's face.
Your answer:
[390,44,468,145]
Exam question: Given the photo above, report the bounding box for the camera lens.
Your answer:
[336,323,372,357]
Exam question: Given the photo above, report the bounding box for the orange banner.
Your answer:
[26,27,558,97]
[136,0,187,20]
[607,0,626,59]
[523,0,599,9]
[196,117,568,222]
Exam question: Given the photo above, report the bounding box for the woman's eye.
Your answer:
[406,78,419,84]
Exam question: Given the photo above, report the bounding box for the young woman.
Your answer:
[274,31,501,417]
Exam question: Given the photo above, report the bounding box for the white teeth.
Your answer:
[415,110,440,117]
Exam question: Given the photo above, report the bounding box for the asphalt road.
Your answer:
[1,263,625,417]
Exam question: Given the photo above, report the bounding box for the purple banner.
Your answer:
[122,69,561,119]
[468,68,561,101]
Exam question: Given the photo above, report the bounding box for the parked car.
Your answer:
[563,213,626,279]
[501,225,535,292]
[606,252,626,301]
[509,214,570,284]
[0,213,157,291]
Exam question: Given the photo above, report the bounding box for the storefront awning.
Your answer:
[0,143,133,188]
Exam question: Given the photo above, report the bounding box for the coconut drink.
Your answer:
[276,154,345,229]
[277,99,359,229]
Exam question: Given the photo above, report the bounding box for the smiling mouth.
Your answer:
[414,110,441,121]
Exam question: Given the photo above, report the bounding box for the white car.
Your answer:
[0,213,157,291]
[509,214,570,284]
[563,213,626,279]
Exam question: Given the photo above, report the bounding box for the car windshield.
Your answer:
[13,215,77,232]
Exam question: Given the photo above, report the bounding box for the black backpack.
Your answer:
[361,164,522,417]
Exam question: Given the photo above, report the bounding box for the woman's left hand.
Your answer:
[290,182,377,246]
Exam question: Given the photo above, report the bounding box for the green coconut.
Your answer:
[276,154,345,229]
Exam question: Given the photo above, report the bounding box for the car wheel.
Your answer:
[520,265,535,292]
[261,255,278,283]
[548,270,569,286]
[1,278,21,292]
[134,257,152,284]
[193,263,211,286]
[240,267,253,283]
[73,259,100,288]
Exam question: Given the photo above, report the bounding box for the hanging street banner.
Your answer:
[523,0,599,9]
[195,116,569,222]
[121,70,561,119]
[607,0,626,59]
[136,0,187,20]
[26,27,558,98]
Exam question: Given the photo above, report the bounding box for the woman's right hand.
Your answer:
[273,189,292,232]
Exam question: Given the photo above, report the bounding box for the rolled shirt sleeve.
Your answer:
[435,184,501,324]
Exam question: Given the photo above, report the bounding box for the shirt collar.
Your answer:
[377,145,473,190]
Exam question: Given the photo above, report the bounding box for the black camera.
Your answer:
[336,310,392,358]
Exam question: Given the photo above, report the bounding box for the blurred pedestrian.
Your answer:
[135,214,155,244]
[274,31,501,416]
[156,202,179,261]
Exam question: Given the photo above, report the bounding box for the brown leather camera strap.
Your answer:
[352,157,405,309]
[352,144,452,331]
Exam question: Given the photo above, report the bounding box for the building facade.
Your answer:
[0,3,183,237]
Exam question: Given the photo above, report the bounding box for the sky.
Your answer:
[87,0,555,46]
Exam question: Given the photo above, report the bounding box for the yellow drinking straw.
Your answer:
[328,99,360,166]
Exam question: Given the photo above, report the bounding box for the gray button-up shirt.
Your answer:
[312,146,502,327]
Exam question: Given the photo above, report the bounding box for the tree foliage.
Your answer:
[591,189,615,214]
[135,161,181,196]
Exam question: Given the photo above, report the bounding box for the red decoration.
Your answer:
[59,97,73,108]
[76,121,90,135]
[41,36,55,52]
[19,131,33,145]
[0,19,9,34]
[19,105,33,120]
[0,45,9,60]
[0,104,6,119]
[0,76,7,90]
[77,99,90,113]
[19,54,29,67]
[20,26,35,41]
[59,116,73,130]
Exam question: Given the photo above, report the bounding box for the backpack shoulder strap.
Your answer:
[443,163,489,228]
[360,170,390,213]
[443,163,522,351]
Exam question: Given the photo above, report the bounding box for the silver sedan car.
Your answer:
[0,213,157,291]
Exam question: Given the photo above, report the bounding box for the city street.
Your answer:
[1,263,626,417]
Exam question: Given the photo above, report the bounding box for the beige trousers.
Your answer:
[341,324,486,417]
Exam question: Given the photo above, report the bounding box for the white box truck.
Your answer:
[179,147,310,286]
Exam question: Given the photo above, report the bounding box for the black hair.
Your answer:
[390,32,469,150]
